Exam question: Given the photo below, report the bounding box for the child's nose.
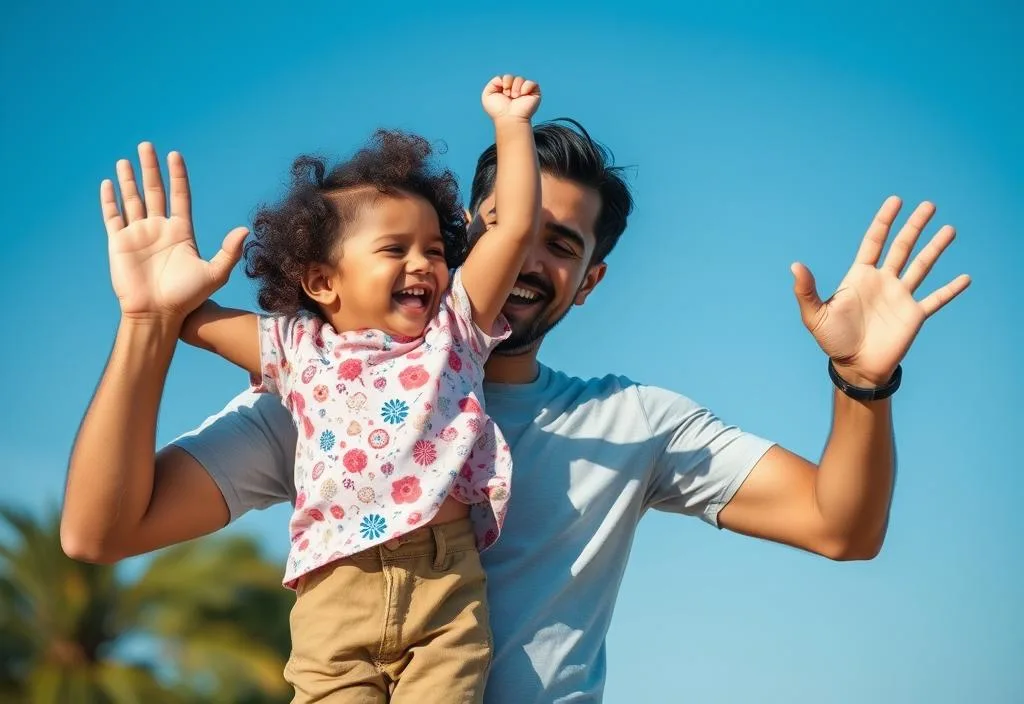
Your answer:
[406,251,431,273]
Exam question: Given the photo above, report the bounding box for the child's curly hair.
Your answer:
[244,129,468,316]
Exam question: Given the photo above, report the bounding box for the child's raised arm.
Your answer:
[459,75,542,331]
[180,301,261,376]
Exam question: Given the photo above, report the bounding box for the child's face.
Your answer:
[321,193,450,338]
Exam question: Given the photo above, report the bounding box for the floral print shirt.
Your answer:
[255,270,513,588]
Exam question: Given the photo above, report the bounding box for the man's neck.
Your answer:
[484,349,540,385]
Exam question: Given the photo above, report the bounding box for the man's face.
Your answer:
[469,173,607,355]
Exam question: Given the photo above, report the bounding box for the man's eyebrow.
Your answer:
[546,222,586,250]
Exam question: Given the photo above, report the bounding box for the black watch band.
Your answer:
[828,360,902,401]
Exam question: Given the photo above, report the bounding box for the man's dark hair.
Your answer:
[245,129,467,316]
[469,118,633,264]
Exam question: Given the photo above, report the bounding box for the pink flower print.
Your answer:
[311,462,325,481]
[291,530,305,544]
[412,440,437,466]
[368,429,390,449]
[380,462,394,476]
[458,397,482,414]
[357,487,376,503]
[288,391,315,439]
[448,350,462,372]
[334,347,344,358]
[343,449,368,473]
[346,392,367,411]
[399,365,429,390]
[391,476,422,504]
[338,359,363,381]
[439,426,458,442]
[296,491,307,509]
[313,384,329,402]
[330,505,345,519]
[407,512,422,526]
[460,463,473,481]
[373,377,387,390]
[298,539,310,551]
[307,508,325,522]
[408,351,423,360]
[466,417,482,434]
[263,363,279,381]
[302,365,317,384]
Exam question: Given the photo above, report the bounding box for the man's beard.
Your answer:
[493,298,573,356]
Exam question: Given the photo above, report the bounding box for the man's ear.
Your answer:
[574,262,607,306]
[301,264,340,309]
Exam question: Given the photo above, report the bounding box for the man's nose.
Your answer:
[518,250,544,277]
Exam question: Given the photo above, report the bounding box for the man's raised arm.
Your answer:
[719,197,970,559]
[62,142,247,562]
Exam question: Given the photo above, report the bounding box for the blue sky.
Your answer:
[2,1,1021,701]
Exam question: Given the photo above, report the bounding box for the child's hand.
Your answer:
[101,143,248,321]
[481,75,541,122]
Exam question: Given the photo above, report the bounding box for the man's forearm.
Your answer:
[814,390,895,557]
[62,316,180,561]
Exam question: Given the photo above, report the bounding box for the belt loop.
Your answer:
[431,525,448,571]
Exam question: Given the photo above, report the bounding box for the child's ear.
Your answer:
[301,264,339,307]
[463,208,473,222]
[574,262,607,306]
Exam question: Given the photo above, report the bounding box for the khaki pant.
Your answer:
[285,518,492,703]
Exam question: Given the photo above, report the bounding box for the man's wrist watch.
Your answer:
[828,360,902,402]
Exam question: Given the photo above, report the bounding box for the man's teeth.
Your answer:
[400,287,426,296]
[510,287,540,300]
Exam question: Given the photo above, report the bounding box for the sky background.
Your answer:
[2,0,1021,701]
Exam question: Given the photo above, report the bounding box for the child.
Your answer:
[179,75,541,702]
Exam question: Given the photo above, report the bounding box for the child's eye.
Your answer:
[382,246,405,255]
[428,248,445,257]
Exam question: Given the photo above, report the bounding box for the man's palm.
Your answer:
[102,144,247,320]
[792,197,970,387]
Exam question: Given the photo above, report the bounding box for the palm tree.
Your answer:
[0,504,294,703]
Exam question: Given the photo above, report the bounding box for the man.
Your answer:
[62,120,969,702]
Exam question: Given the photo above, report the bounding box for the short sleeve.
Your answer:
[254,313,318,396]
[443,268,511,362]
[639,385,775,526]
[170,389,297,521]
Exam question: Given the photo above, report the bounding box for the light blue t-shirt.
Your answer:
[174,364,774,703]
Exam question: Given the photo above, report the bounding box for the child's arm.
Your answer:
[180,301,261,376]
[459,75,542,331]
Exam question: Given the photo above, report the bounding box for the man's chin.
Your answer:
[493,335,541,356]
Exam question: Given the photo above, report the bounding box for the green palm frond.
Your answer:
[168,624,290,701]
[1,504,294,702]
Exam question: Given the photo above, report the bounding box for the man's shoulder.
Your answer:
[544,367,698,418]
[173,388,292,443]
